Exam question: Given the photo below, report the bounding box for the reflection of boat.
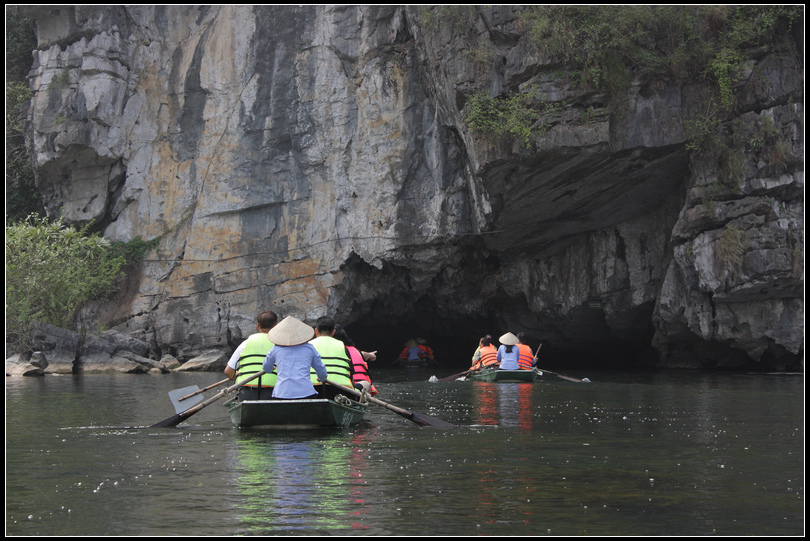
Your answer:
[467,368,538,383]
[226,396,367,429]
[392,357,435,368]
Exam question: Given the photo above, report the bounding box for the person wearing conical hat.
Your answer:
[262,316,328,399]
[496,332,520,370]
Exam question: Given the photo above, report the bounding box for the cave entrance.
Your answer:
[344,314,498,371]
[344,308,657,372]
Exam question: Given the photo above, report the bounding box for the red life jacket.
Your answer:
[348,346,377,395]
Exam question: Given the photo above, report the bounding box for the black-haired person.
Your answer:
[334,325,378,396]
[471,335,498,370]
[309,316,355,400]
[515,332,535,370]
[224,310,278,400]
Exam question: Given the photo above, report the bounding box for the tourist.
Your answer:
[310,316,355,400]
[224,310,278,400]
[334,325,378,396]
[496,332,520,370]
[470,335,498,370]
[262,316,328,400]
[516,332,535,370]
[399,339,423,362]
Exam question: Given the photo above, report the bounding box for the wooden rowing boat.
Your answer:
[226,396,367,429]
[466,368,538,383]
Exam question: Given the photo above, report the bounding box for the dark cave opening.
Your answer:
[344,314,653,373]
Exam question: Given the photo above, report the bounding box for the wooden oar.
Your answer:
[177,377,230,401]
[437,366,479,382]
[150,371,266,428]
[533,367,590,383]
[326,379,455,429]
[530,342,590,382]
[167,377,231,413]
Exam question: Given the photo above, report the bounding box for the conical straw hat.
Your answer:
[267,316,315,346]
[499,332,519,346]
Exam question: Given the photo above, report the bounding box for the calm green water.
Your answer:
[5,368,804,535]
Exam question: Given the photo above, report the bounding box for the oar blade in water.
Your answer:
[408,411,456,429]
[168,385,204,414]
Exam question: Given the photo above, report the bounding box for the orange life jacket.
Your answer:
[472,344,498,369]
[517,344,534,370]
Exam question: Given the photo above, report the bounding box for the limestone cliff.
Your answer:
[20,6,804,369]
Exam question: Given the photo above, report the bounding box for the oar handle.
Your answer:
[324,379,454,428]
[150,370,267,428]
[184,371,266,414]
[179,377,230,401]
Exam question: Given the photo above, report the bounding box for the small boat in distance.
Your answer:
[466,368,538,383]
[226,395,367,429]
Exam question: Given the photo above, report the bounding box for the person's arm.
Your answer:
[262,348,277,375]
[311,347,328,383]
[224,341,247,379]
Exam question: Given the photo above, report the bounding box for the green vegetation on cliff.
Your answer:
[5,215,160,352]
[440,5,804,148]
[6,6,43,224]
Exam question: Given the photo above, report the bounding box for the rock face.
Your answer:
[19,6,804,370]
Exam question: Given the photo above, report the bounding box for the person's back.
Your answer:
[497,344,520,370]
[471,335,498,370]
[236,332,277,387]
[310,317,354,398]
[225,310,278,400]
[516,343,534,370]
[497,332,521,370]
[263,316,327,400]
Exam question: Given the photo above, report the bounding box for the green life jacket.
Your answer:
[235,333,277,387]
[309,335,353,387]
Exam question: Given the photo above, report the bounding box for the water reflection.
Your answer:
[229,430,374,534]
[471,382,535,431]
[5,371,804,536]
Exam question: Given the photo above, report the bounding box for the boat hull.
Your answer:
[227,397,366,429]
[467,368,538,383]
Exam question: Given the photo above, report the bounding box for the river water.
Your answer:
[5,367,804,536]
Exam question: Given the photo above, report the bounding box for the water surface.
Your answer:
[5,368,804,535]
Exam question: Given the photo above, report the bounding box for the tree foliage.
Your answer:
[6,6,43,225]
[5,215,128,351]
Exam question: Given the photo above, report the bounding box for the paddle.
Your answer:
[177,377,230,401]
[530,343,589,382]
[437,366,479,382]
[150,371,266,428]
[167,377,231,413]
[326,379,455,429]
[534,367,590,383]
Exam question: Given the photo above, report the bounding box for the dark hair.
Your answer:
[516,332,526,343]
[316,316,336,332]
[505,345,514,353]
[481,335,493,346]
[257,311,278,330]
[333,324,354,346]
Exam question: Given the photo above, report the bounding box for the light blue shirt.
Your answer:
[497,344,520,370]
[263,343,328,399]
